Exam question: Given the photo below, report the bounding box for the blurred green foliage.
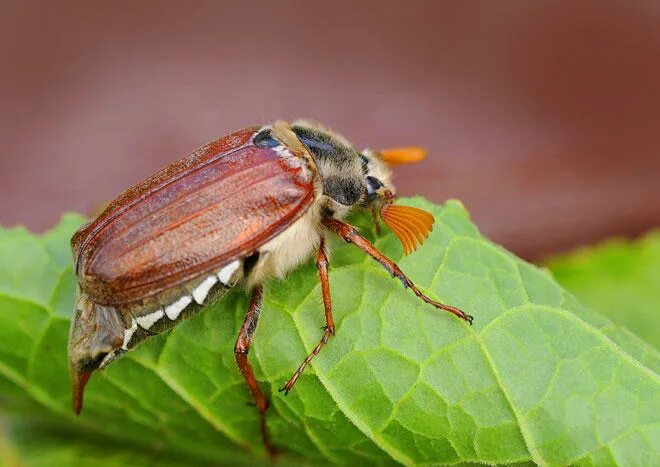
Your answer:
[548,232,660,349]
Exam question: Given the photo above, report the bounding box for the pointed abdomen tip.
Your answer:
[71,370,92,416]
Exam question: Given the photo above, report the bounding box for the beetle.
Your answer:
[68,120,473,453]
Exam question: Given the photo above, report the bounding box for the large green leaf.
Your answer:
[548,232,660,349]
[0,199,658,466]
[0,416,194,467]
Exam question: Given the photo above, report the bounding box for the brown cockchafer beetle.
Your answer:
[68,120,473,452]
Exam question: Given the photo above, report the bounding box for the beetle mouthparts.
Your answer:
[71,370,92,415]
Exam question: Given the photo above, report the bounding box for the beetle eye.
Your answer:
[366,176,384,194]
[253,130,279,148]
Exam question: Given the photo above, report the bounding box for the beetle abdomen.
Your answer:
[72,129,315,306]
[71,259,239,375]
[117,260,241,353]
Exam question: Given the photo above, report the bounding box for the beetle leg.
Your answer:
[323,217,474,325]
[234,285,275,454]
[371,208,382,235]
[280,237,335,395]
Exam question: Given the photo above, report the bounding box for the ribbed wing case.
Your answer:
[72,127,315,305]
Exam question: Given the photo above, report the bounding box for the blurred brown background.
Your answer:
[1,0,659,259]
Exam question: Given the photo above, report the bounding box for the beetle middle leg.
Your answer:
[280,237,335,395]
[234,285,275,454]
[323,217,474,324]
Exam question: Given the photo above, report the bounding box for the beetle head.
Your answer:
[68,293,125,414]
[287,119,434,255]
[361,147,435,255]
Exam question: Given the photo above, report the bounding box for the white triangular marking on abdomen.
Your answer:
[165,295,192,320]
[218,260,240,285]
[192,275,218,304]
[122,318,138,350]
[136,309,165,330]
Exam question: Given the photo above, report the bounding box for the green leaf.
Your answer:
[0,415,196,467]
[548,232,660,349]
[0,199,658,466]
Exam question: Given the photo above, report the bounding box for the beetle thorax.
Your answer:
[289,122,366,208]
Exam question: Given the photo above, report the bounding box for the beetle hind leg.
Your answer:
[280,237,335,395]
[234,285,276,455]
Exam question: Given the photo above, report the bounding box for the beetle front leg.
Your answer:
[234,285,275,455]
[322,217,474,325]
[280,237,335,395]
